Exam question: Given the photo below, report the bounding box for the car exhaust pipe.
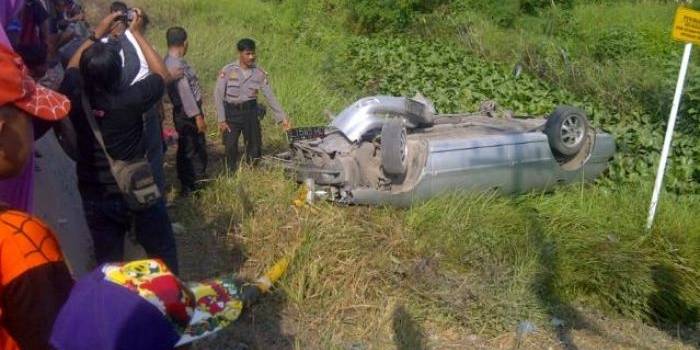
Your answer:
[331,96,434,142]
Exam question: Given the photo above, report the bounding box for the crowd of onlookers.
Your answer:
[0,1,288,348]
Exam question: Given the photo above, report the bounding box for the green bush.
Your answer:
[591,27,643,61]
[454,0,522,28]
[453,0,575,28]
[345,0,448,33]
[519,0,575,14]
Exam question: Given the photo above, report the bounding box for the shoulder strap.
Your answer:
[81,92,118,170]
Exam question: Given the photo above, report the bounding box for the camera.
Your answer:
[116,8,136,23]
[126,9,137,22]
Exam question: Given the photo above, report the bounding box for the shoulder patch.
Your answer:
[219,63,236,78]
[255,67,268,83]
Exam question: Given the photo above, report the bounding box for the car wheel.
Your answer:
[545,106,589,157]
[381,119,408,177]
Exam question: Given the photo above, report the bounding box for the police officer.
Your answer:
[214,38,291,172]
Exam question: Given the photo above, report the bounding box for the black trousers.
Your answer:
[173,106,208,193]
[144,105,165,192]
[80,187,179,274]
[223,103,262,172]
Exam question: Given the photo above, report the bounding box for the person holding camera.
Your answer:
[214,38,291,172]
[106,1,149,87]
[58,9,179,273]
[104,1,169,194]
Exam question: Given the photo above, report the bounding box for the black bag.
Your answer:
[82,93,161,211]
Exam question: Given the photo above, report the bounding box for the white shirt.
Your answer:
[101,29,150,86]
[124,30,150,85]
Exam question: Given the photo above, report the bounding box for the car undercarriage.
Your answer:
[275,96,616,207]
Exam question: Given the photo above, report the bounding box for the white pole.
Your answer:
[646,43,693,230]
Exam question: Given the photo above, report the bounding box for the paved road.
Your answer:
[33,131,93,277]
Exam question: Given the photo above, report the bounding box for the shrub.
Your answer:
[591,28,643,61]
[345,0,448,33]
[520,0,575,14]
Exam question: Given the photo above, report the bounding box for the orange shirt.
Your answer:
[0,328,19,350]
[0,209,71,350]
[0,210,64,286]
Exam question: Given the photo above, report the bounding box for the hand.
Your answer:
[94,12,122,38]
[218,122,231,133]
[70,12,85,22]
[128,8,145,34]
[195,116,207,134]
[281,119,292,131]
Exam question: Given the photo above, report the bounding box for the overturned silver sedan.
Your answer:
[275,96,615,207]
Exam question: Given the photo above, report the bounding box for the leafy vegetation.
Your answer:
[412,1,700,193]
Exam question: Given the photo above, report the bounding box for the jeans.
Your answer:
[80,188,179,274]
[173,106,207,194]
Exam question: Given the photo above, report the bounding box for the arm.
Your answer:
[56,28,76,48]
[260,75,291,129]
[128,9,172,83]
[214,68,230,131]
[177,77,207,133]
[66,12,122,69]
[176,74,201,118]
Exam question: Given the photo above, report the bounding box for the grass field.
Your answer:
[88,0,700,348]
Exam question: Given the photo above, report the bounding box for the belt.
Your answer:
[225,100,257,112]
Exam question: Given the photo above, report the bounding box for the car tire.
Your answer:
[545,106,589,157]
[381,119,408,177]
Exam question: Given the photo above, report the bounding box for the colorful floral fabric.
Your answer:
[101,259,245,346]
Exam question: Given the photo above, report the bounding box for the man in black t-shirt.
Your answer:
[104,1,167,192]
[59,9,179,273]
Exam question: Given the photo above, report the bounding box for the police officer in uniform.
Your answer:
[214,38,291,172]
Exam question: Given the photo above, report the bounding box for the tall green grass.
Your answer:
[406,187,700,331]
